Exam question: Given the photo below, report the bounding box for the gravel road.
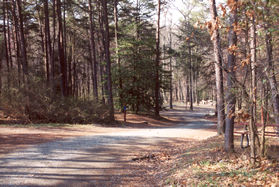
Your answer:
[0,105,216,187]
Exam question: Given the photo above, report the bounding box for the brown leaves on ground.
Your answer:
[132,136,279,186]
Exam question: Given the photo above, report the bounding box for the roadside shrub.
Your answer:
[0,78,110,124]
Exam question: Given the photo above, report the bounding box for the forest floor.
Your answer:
[0,104,278,186]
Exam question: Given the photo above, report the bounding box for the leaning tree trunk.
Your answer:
[225,0,238,152]
[210,0,225,135]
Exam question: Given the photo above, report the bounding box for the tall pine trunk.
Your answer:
[3,0,10,89]
[154,0,161,117]
[11,0,21,87]
[189,45,193,111]
[44,0,52,86]
[169,28,173,109]
[89,0,98,100]
[16,0,30,117]
[114,0,123,109]
[52,0,56,84]
[101,0,114,120]
[210,0,225,135]
[57,0,67,96]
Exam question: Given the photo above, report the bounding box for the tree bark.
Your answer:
[16,0,30,117]
[189,45,193,111]
[57,0,67,96]
[114,0,123,109]
[264,0,279,133]
[11,0,21,87]
[52,0,56,83]
[154,0,161,117]
[44,0,52,86]
[249,14,257,165]
[3,0,11,88]
[7,7,13,70]
[89,0,98,100]
[101,0,114,120]
[225,0,238,152]
[169,28,173,109]
[185,76,188,109]
[16,0,28,76]
[260,81,268,157]
[210,0,225,135]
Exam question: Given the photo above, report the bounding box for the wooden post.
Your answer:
[123,106,127,123]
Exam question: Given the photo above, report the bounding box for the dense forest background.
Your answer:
[0,0,213,123]
[1,0,279,162]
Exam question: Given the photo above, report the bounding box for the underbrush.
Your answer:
[0,83,110,124]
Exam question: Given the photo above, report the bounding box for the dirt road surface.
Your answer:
[0,105,216,186]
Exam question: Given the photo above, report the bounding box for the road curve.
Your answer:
[0,105,216,187]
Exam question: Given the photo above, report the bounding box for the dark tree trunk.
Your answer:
[63,0,67,69]
[154,0,161,117]
[11,0,21,87]
[185,76,188,109]
[16,0,30,117]
[7,7,13,70]
[169,29,173,109]
[264,0,279,133]
[44,0,52,86]
[3,0,10,88]
[37,13,46,77]
[52,0,56,83]
[210,0,225,135]
[189,45,193,111]
[73,60,77,98]
[89,0,98,100]
[101,0,114,120]
[225,1,238,152]
[16,0,28,76]
[114,0,123,109]
[57,0,67,96]
[260,81,268,157]
[98,1,106,104]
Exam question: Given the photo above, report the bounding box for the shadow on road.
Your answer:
[0,136,194,186]
[0,104,217,186]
